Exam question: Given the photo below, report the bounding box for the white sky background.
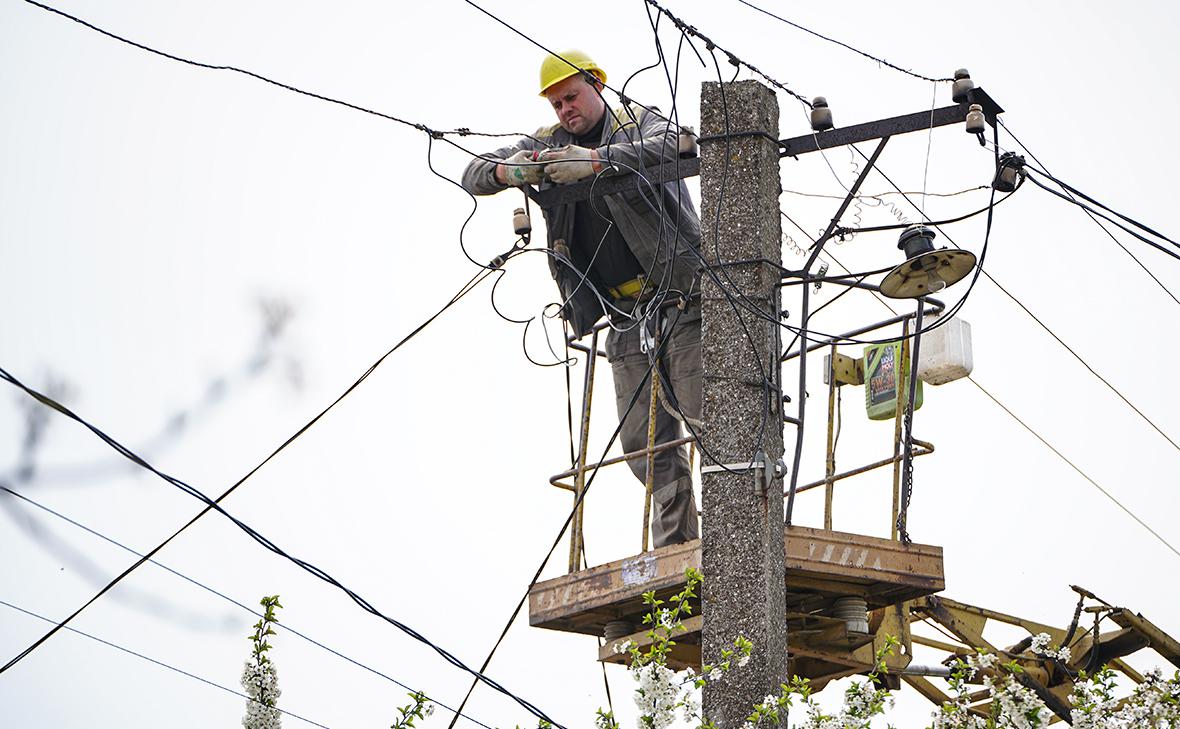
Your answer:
[2,0,1179,727]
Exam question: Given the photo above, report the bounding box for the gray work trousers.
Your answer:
[605,309,702,548]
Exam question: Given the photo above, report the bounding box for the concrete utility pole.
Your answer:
[698,80,788,728]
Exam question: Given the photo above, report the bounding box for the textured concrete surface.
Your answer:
[699,80,787,729]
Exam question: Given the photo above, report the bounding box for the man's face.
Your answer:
[544,74,606,138]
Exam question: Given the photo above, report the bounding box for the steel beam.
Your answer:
[528,92,1001,208]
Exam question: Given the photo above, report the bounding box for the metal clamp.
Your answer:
[700,451,788,496]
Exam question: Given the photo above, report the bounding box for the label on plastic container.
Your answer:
[864,341,923,421]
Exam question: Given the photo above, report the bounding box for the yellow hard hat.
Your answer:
[539,50,607,96]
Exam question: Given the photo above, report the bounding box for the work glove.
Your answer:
[540,145,598,184]
[499,149,544,186]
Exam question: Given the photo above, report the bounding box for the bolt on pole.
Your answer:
[699,79,788,728]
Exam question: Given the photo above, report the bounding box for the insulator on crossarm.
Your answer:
[952,68,975,103]
[512,207,531,236]
[965,103,985,134]
[678,125,699,158]
[810,96,833,132]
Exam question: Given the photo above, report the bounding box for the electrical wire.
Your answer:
[0,356,565,728]
[967,379,1180,560]
[0,270,567,728]
[17,0,542,147]
[641,0,812,106]
[438,309,689,727]
[0,598,331,729]
[17,0,571,281]
[465,3,782,474]
[1021,171,1180,263]
[1021,163,1178,249]
[732,0,954,84]
[458,0,788,465]
[0,485,496,729]
[438,23,790,716]
[996,119,1180,307]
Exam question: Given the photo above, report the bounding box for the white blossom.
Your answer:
[241,660,282,729]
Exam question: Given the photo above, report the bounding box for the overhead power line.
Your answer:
[0,266,489,665]
[997,120,1180,307]
[1021,170,1180,263]
[17,0,537,146]
[0,485,495,729]
[967,380,1180,559]
[638,0,811,105]
[0,270,569,728]
[0,355,564,728]
[733,0,954,84]
[0,598,331,729]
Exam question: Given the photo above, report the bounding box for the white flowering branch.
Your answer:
[596,568,753,729]
[241,594,283,729]
[744,636,898,729]
[390,691,435,729]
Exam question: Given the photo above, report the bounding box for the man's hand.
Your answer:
[497,149,544,186]
[540,145,600,184]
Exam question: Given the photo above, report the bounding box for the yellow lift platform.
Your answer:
[530,525,942,678]
[537,324,1180,723]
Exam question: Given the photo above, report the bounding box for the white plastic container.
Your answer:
[917,315,973,385]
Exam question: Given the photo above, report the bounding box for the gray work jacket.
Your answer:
[461,105,702,337]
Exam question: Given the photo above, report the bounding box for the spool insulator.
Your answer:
[810,96,834,132]
[832,596,870,635]
[952,68,975,103]
[965,103,985,134]
[512,207,531,236]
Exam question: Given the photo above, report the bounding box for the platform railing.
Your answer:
[553,292,943,573]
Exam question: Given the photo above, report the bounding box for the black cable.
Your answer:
[18,0,562,284]
[0,485,496,729]
[458,0,784,457]
[0,598,331,729]
[780,269,878,356]
[733,0,953,84]
[640,0,811,106]
[700,44,775,464]
[439,28,784,716]
[0,359,565,727]
[468,7,781,474]
[439,311,689,727]
[1022,172,1180,263]
[1022,163,1178,249]
[0,272,566,727]
[17,0,542,147]
[997,120,1180,307]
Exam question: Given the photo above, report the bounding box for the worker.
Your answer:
[461,50,703,548]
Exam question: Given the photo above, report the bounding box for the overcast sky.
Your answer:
[2,1,1178,727]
